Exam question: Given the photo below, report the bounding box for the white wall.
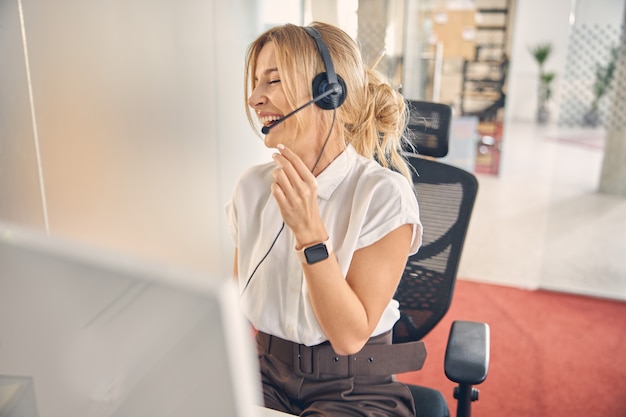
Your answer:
[0,0,272,279]
[505,0,573,123]
[504,0,624,124]
[574,0,625,25]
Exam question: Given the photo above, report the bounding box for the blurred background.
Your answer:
[1,0,625,299]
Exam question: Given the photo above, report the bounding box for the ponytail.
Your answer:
[343,67,412,183]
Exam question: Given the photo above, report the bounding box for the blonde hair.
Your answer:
[244,22,412,182]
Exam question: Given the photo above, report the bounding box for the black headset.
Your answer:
[302,26,347,110]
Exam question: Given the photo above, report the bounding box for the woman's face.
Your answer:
[248,41,314,152]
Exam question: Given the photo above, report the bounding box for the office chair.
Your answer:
[394,100,489,417]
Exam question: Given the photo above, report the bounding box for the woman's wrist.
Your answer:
[294,236,329,251]
[293,223,329,251]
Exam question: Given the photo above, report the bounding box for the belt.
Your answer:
[257,331,426,378]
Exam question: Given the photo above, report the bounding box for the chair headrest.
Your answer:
[404,100,452,158]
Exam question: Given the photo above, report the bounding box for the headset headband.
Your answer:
[303,26,339,87]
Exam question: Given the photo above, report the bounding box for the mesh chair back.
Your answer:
[405,100,452,158]
[393,155,478,344]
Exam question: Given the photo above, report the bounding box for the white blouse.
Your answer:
[226,144,422,346]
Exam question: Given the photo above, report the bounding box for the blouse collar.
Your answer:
[315,144,355,200]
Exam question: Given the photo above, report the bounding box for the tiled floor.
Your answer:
[456,121,626,301]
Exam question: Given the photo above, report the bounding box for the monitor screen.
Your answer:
[0,222,262,417]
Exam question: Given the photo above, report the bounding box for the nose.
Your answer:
[248,85,267,109]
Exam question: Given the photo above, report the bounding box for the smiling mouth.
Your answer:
[259,115,282,128]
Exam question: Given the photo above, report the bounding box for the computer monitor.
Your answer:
[0,221,263,417]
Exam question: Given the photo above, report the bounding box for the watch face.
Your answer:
[304,243,329,264]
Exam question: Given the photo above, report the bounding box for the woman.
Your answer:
[226,22,423,416]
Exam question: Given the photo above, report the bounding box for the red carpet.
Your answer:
[397,280,626,417]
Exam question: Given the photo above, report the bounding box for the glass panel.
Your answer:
[558,0,625,128]
[540,0,626,297]
[0,0,264,276]
[0,0,47,230]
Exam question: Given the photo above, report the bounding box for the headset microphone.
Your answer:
[261,87,340,135]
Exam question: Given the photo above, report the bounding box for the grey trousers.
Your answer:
[256,331,417,417]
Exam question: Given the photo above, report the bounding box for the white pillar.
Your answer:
[598,6,626,196]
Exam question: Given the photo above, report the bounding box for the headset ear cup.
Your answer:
[312,73,347,110]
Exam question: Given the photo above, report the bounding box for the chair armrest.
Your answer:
[444,320,490,385]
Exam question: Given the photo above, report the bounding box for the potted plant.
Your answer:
[528,42,555,124]
[584,45,618,127]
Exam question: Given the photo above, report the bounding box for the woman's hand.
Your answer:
[271,144,327,248]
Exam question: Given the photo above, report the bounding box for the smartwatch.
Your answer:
[296,239,333,264]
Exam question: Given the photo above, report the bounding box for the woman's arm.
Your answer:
[271,144,413,355]
[303,224,412,355]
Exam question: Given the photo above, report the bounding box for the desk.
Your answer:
[257,405,295,416]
